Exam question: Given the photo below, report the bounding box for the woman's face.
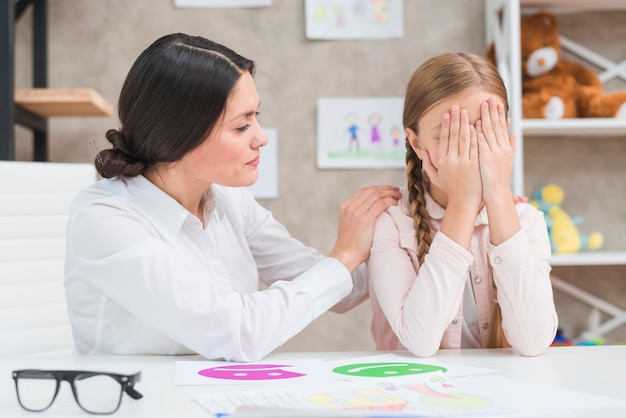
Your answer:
[180,71,268,188]
[406,88,505,168]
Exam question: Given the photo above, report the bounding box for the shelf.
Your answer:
[522,118,626,136]
[521,0,626,10]
[550,251,626,266]
[14,88,113,117]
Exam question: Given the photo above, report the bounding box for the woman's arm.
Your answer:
[66,188,354,362]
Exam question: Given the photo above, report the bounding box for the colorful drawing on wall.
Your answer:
[246,127,278,199]
[305,0,403,40]
[174,0,271,8]
[317,97,405,169]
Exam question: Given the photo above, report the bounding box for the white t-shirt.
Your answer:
[64,176,367,361]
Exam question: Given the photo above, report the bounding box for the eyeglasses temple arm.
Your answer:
[124,384,143,400]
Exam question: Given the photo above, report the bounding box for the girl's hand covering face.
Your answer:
[422,105,482,210]
[475,96,516,200]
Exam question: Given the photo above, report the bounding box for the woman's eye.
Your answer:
[236,112,259,133]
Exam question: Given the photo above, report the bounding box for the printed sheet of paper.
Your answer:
[195,371,520,417]
[195,372,626,417]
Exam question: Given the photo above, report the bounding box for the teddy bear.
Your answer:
[488,11,626,120]
[529,184,603,254]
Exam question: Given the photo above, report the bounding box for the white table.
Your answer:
[1,345,626,417]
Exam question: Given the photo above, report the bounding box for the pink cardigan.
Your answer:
[367,186,558,357]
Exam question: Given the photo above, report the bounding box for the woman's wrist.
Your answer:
[328,248,362,273]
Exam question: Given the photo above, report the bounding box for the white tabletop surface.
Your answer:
[1,345,626,417]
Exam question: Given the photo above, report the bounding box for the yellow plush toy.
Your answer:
[530,184,603,254]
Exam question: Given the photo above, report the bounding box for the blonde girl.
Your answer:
[367,52,558,357]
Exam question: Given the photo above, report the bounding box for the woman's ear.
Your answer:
[405,127,422,158]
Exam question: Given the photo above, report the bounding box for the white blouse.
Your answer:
[64,176,367,361]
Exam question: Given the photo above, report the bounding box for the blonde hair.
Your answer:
[403,52,509,348]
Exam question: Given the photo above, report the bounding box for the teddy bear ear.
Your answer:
[536,11,558,29]
[485,43,496,66]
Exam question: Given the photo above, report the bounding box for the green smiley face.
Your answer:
[332,362,447,378]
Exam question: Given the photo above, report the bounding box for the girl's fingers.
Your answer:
[448,105,460,156]
[480,100,496,149]
[487,96,509,146]
[439,111,451,157]
[459,108,471,157]
[469,123,478,158]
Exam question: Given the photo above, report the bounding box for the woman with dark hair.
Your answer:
[64,33,400,362]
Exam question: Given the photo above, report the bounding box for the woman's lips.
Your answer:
[247,156,260,167]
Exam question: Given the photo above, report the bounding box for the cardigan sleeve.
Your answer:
[367,208,473,357]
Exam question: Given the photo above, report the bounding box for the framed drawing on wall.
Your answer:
[316,97,405,169]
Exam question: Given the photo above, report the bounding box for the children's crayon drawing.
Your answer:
[305,0,403,40]
[317,97,405,169]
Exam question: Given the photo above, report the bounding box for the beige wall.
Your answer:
[13,1,626,351]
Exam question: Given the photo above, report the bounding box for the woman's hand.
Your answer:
[330,185,400,272]
[476,96,516,202]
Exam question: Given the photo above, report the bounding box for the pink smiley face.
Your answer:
[198,364,306,381]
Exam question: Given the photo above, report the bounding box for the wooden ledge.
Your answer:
[521,0,626,10]
[14,88,114,117]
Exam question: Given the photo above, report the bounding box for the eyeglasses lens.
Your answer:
[74,373,123,414]
[16,371,58,411]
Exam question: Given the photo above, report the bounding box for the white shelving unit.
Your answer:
[485,0,626,341]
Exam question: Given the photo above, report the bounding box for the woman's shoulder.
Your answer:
[71,177,129,207]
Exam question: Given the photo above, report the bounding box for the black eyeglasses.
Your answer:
[12,369,143,415]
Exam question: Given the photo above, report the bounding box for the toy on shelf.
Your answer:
[488,11,626,120]
[551,329,573,347]
[551,328,604,347]
[529,184,604,254]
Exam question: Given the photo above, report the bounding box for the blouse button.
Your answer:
[483,322,489,330]
[451,319,458,325]
[494,256,502,265]
[474,276,481,284]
